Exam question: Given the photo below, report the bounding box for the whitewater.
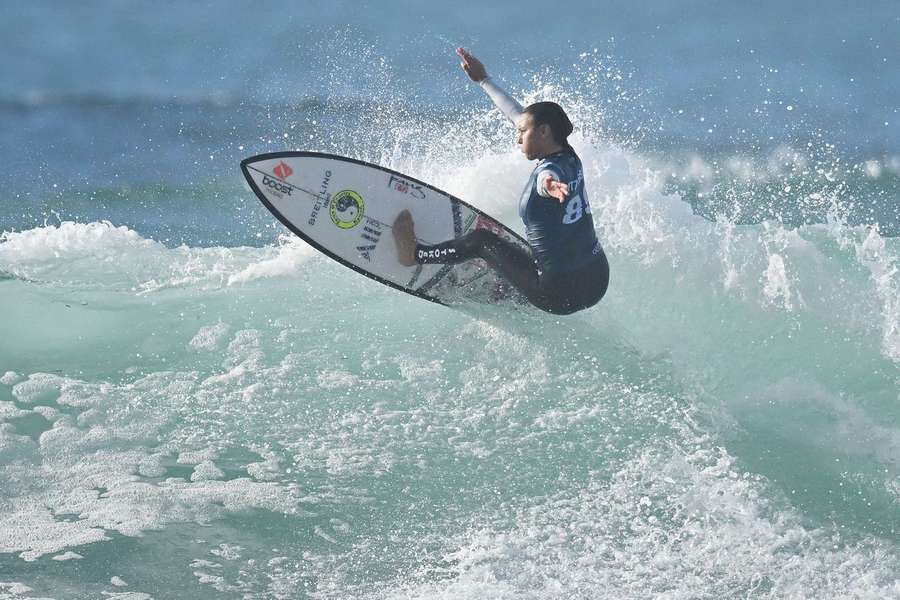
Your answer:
[3,121,899,597]
[2,3,900,598]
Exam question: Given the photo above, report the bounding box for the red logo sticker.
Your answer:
[273,161,293,181]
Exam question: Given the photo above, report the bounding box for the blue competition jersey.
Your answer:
[518,149,602,274]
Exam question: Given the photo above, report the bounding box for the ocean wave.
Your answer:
[2,45,899,598]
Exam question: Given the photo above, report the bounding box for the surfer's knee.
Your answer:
[466,228,501,251]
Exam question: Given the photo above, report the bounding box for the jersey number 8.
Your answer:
[562,193,590,225]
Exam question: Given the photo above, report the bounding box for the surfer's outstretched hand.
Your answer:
[543,175,570,202]
[456,48,487,82]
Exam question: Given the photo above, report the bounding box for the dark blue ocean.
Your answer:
[1,2,899,598]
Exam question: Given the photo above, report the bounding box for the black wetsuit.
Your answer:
[415,148,609,315]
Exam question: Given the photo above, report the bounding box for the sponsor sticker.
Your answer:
[388,174,426,199]
[273,161,293,180]
[330,189,365,229]
[418,247,456,259]
[262,174,292,197]
[356,219,383,261]
[308,169,332,226]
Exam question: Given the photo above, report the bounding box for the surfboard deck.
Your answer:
[240,151,529,307]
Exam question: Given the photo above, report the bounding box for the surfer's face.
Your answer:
[516,114,551,161]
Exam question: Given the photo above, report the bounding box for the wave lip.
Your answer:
[0,221,159,263]
[0,222,317,292]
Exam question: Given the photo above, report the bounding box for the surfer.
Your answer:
[393,48,609,315]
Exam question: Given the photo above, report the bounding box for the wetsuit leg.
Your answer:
[416,230,610,315]
[539,251,609,314]
[415,229,549,304]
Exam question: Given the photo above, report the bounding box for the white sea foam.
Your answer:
[854,227,900,362]
[190,460,225,482]
[381,444,900,599]
[0,221,157,264]
[177,448,218,465]
[226,235,317,285]
[0,367,310,562]
[0,222,318,295]
[0,503,109,562]
[0,582,39,598]
[51,552,83,561]
[188,322,230,351]
[0,402,31,421]
[0,372,23,386]
[11,374,67,405]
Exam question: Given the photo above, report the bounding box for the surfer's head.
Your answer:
[517,102,573,160]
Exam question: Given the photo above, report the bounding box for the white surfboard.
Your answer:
[240,151,529,306]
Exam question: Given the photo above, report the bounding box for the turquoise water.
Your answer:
[2,2,900,598]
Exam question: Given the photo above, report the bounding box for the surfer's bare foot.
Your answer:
[393,209,417,267]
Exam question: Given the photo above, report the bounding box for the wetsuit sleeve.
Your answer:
[479,76,524,123]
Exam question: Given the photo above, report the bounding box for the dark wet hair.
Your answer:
[523,101,574,148]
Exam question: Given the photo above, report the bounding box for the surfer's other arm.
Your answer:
[456,47,523,123]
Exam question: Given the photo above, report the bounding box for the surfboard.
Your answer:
[240,151,529,306]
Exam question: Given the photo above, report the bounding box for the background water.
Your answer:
[1,2,899,598]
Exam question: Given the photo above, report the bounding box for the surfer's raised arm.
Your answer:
[456,47,523,123]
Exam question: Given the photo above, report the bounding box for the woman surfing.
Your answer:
[393,48,609,315]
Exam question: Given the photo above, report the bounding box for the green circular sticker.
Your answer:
[330,190,365,229]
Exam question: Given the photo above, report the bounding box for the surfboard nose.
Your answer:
[241,154,293,180]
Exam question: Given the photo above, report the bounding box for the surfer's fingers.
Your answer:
[544,176,569,201]
[458,48,482,68]
[457,48,472,67]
